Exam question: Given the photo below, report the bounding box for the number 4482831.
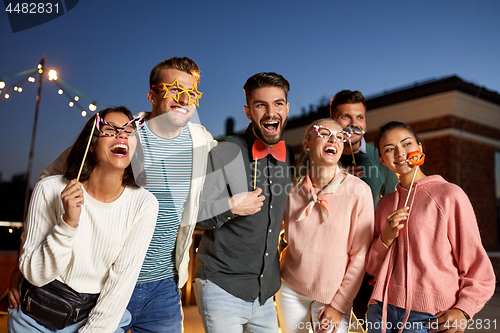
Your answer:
[5,3,59,14]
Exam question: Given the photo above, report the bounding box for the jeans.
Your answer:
[275,280,351,333]
[8,307,131,332]
[194,278,279,333]
[366,301,437,333]
[123,277,183,333]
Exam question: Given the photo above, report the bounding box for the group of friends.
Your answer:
[6,57,496,333]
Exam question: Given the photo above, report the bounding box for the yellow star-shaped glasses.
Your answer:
[152,79,203,107]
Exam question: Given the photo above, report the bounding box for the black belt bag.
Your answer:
[21,278,100,330]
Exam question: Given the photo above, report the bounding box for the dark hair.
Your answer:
[374,121,422,156]
[149,57,200,93]
[243,72,290,105]
[329,90,366,118]
[64,106,143,187]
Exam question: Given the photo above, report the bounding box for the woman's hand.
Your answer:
[380,207,408,247]
[427,308,468,333]
[315,305,342,333]
[61,179,84,228]
[8,266,23,309]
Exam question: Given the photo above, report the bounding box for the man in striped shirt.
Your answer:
[123,57,215,332]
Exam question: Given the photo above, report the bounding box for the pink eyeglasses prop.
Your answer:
[309,125,351,143]
[96,113,145,137]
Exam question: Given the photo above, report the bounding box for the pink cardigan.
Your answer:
[281,173,374,314]
[366,175,495,319]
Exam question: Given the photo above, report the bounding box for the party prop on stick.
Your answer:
[76,116,97,181]
[403,150,425,207]
[343,126,365,166]
[253,159,257,190]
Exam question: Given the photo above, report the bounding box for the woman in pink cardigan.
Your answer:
[276,118,374,333]
[366,121,495,333]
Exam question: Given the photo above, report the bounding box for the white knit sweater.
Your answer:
[19,175,158,332]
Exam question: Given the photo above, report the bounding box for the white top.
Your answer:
[19,175,158,333]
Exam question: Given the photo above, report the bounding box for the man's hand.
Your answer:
[8,266,23,309]
[61,179,84,228]
[380,207,408,247]
[229,188,265,216]
[427,309,468,333]
[346,165,364,177]
[316,305,342,333]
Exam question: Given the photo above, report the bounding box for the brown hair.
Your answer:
[329,90,366,119]
[243,72,290,106]
[149,57,200,93]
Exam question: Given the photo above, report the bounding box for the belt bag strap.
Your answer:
[21,279,100,330]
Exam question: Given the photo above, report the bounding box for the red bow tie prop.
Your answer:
[252,140,286,162]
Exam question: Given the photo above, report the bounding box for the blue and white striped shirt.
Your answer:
[137,122,192,283]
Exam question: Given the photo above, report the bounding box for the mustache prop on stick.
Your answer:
[343,126,365,166]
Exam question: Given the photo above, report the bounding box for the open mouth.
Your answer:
[262,120,279,133]
[324,146,337,155]
[110,143,129,157]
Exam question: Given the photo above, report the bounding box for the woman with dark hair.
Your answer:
[366,121,495,333]
[8,107,158,333]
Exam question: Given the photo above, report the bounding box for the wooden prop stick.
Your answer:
[348,139,356,166]
[253,159,257,190]
[77,117,97,182]
[404,165,419,207]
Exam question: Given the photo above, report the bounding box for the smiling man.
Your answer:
[194,72,294,333]
[122,57,215,333]
[330,90,398,208]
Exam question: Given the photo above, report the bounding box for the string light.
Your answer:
[2,63,104,118]
[48,70,58,81]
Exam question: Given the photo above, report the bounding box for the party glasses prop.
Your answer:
[309,125,351,143]
[96,113,145,137]
[151,79,203,107]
